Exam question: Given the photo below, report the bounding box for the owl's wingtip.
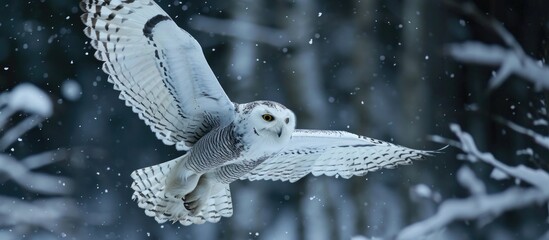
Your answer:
[423,145,449,156]
[435,145,450,152]
[418,144,449,157]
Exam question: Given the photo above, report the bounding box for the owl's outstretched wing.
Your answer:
[241,129,434,182]
[80,0,234,151]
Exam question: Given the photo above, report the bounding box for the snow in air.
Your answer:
[61,79,82,101]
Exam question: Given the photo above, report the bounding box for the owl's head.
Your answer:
[236,101,296,151]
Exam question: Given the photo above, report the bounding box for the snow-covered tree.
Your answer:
[397,4,549,239]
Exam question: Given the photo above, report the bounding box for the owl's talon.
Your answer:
[184,192,201,202]
[182,197,195,212]
[183,199,200,215]
[183,201,192,211]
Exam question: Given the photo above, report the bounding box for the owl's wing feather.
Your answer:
[131,157,233,225]
[80,0,234,151]
[241,129,433,182]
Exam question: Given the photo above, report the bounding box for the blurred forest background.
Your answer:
[1,0,549,239]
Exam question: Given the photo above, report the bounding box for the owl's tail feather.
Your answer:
[130,157,233,225]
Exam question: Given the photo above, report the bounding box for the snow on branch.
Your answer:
[0,154,73,195]
[397,2,549,239]
[0,83,79,238]
[396,124,549,239]
[448,124,549,190]
[0,115,43,152]
[443,0,524,53]
[397,187,548,239]
[444,0,549,91]
[0,196,79,233]
[447,42,549,90]
[20,149,72,170]
[456,166,485,196]
[493,116,549,150]
[0,83,52,118]
[0,84,52,151]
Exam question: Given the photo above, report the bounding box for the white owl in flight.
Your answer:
[80,0,435,225]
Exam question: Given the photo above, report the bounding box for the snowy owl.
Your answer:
[80,0,436,225]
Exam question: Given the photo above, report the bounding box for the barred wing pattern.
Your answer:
[80,0,235,150]
[242,130,432,182]
[135,183,233,225]
[131,157,233,225]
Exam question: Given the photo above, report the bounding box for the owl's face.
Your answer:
[237,101,296,153]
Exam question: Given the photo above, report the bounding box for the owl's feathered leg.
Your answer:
[164,156,201,198]
[163,155,225,215]
[131,155,233,225]
[183,172,225,214]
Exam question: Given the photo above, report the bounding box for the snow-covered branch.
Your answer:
[0,83,52,118]
[443,0,524,53]
[444,0,549,91]
[447,42,549,90]
[398,187,548,239]
[0,196,79,234]
[456,166,485,196]
[20,149,72,170]
[0,115,44,151]
[397,124,549,239]
[402,8,549,236]
[493,116,549,150]
[0,154,73,195]
[449,124,549,190]
[0,83,52,151]
[405,12,549,238]
[0,84,79,238]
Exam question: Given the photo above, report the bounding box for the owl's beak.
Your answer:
[274,123,284,138]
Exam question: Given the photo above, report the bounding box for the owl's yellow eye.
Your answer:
[262,114,275,122]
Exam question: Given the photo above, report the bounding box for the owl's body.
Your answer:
[81,0,437,225]
[132,101,296,224]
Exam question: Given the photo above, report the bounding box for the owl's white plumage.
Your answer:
[234,102,296,157]
[81,0,436,226]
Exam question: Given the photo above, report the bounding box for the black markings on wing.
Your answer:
[143,14,170,38]
[81,0,221,150]
[337,144,374,148]
[131,161,233,225]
